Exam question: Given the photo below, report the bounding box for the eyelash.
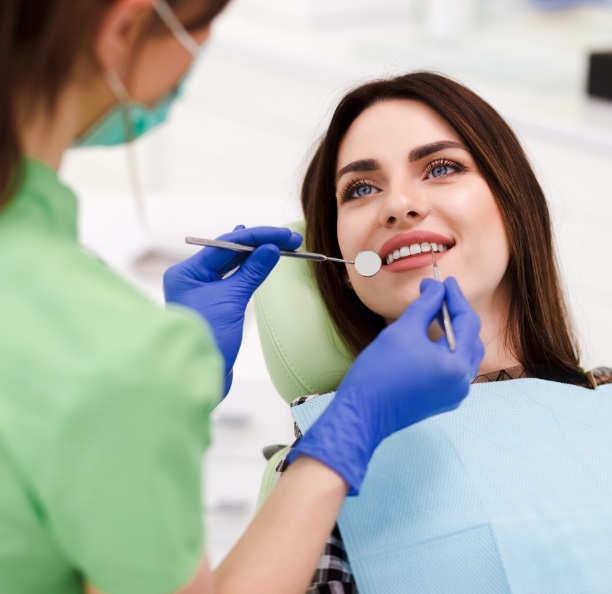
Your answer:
[423,158,466,178]
[338,157,467,202]
[339,178,379,203]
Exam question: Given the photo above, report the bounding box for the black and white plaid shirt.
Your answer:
[273,365,612,593]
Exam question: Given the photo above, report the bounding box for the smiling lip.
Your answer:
[377,231,454,273]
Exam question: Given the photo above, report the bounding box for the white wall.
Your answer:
[61,0,612,565]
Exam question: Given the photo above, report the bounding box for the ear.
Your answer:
[95,0,156,73]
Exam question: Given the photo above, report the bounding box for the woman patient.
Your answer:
[274,71,612,592]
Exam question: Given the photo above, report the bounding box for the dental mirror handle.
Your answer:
[184,237,353,265]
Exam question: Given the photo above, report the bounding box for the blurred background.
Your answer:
[62,0,612,566]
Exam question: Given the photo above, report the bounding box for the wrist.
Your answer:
[285,455,349,496]
[287,393,379,495]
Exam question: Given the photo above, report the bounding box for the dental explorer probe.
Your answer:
[184,236,382,277]
[431,250,457,352]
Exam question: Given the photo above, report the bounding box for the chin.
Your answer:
[379,303,415,324]
[360,288,420,322]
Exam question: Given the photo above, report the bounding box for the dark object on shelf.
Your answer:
[587,52,612,101]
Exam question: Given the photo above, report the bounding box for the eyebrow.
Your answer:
[408,140,467,162]
[334,140,468,186]
[335,159,379,185]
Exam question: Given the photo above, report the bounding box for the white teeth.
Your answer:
[386,241,451,264]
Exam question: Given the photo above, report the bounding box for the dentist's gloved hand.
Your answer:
[164,225,302,395]
[287,277,484,495]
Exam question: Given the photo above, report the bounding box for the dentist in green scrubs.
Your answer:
[0,1,484,593]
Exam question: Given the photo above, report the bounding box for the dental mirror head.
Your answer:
[354,250,382,277]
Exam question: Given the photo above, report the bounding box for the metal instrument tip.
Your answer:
[431,249,441,282]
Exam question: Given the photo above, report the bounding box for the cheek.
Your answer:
[350,277,387,318]
[336,211,365,266]
[455,185,509,256]
[476,198,510,263]
[454,194,511,301]
[337,216,359,290]
[350,273,425,323]
[129,41,193,103]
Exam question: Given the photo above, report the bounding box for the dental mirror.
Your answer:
[184,237,383,277]
[353,250,382,277]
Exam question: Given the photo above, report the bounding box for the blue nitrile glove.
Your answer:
[163,225,302,395]
[287,277,484,495]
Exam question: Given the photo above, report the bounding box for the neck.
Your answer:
[20,104,74,171]
[473,283,520,375]
[18,80,115,171]
[477,316,519,374]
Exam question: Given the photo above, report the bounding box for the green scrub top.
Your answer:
[0,160,223,594]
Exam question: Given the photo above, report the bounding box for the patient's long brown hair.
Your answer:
[302,71,581,373]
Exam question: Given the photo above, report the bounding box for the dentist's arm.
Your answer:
[191,457,348,594]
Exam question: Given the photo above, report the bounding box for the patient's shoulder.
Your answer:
[590,366,612,387]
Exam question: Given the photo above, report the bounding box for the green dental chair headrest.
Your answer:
[254,221,354,403]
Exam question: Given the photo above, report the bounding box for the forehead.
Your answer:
[337,99,462,165]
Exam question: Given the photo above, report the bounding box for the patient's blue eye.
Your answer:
[425,159,465,180]
[340,180,379,202]
[431,165,453,177]
[355,184,374,197]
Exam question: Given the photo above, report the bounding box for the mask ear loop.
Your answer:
[113,2,203,279]
[105,68,190,280]
[104,0,202,235]
[104,71,150,235]
[153,0,202,57]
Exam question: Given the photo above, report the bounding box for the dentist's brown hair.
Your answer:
[301,71,581,374]
[0,0,229,206]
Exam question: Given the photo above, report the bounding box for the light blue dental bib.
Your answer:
[291,379,612,593]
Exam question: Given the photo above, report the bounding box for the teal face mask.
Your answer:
[75,80,185,147]
[75,0,201,148]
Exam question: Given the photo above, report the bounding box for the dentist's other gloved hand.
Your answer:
[164,225,302,395]
[287,277,484,495]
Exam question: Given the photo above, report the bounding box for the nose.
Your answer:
[378,185,429,226]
